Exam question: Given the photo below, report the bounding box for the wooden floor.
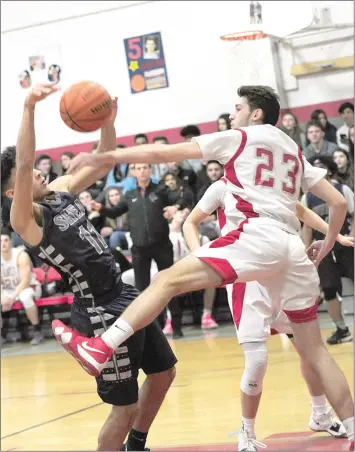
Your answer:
[1,329,353,451]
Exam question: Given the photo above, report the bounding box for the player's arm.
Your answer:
[10,84,60,245]
[66,130,241,174]
[296,202,354,247]
[49,98,118,196]
[11,252,33,300]
[183,181,224,251]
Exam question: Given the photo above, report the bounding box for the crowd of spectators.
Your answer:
[2,102,354,343]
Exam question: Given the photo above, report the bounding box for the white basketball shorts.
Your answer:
[193,221,320,323]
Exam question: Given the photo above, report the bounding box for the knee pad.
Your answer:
[323,287,337,301]
[18,288,35,309]
[240,342,268,396]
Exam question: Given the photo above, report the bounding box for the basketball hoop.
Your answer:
[220,30,267,42]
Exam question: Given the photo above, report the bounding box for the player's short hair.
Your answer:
[306,120,324,133]
[237,85,280,126]
[309,154,338,177]
[207,160,223,169]
[338,102,354,114]
[1,146,16,195]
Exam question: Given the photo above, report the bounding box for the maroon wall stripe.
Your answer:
[36,97,354,160]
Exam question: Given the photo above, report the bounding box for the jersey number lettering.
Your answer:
[79,221,108,255]
[255,148,299,194]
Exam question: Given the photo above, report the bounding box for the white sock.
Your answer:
[311,395,328,415]
[166,309,172,320]
[203,308,212,316]
[101,318,134,351]
[343,417,354,442]
[242,417,256,437]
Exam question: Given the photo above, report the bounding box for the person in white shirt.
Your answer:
[1,231,43,345]
[336,102,354,152]
[183,178,351,449]
[57,85,355,450]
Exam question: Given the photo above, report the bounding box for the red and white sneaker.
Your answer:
[349,440,354,451]
[201,314,218,330]
[162,318,173,336]
[52,320,113,377]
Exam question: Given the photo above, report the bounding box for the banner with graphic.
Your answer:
[124,32,169,94]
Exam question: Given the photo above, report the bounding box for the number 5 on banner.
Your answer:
[128,37,142,59]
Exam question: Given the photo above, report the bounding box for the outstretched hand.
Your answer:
[67,152,106,174]
[25,83,61,108]
[105,96,118,126]
[306,239,335,267]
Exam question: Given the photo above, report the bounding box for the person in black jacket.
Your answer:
[90,163,186,294]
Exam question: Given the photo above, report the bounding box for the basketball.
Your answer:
[60,81,112,132]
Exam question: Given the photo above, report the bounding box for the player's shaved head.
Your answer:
[237,86,280,126]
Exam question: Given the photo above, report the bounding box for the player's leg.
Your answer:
[18,286,44,345]
[281,235,354,445]
[317,253,351,345]
[98,404,137,451]
[125,321,177,451]
[226,283,270,450]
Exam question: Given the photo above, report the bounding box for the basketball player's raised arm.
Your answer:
[183,181,225,251]
[10,84,60,241]
[59,98,118,196]
[296,202,354,247]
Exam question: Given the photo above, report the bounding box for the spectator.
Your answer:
[60,152,74,175]
[134,133,148,145]
[99,187,129,251]
[217,113,231,131]
[310,109,337,144]
[336,102,354,152]
[1,231,43,345]
[163,172,195,209]
[279,112,306,149]
[303,120,338,161]
[302,155,353,345]
[348,125,354,161]
[197,160,224,201]
[164,161,197,195]
[35,154,57,183]
[90,164,184,307]
[152,136,170,179]
[78,190,101,229]
[333,148,354,191]
[180,124,203,172]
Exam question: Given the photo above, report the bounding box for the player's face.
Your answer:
[145,39,156,53]
[341,107,354,126]
[6,169,49,201]
[108,189,121,206]
[230,97,262,129]
[1,235,12,253]
[333,151,348,170]
[307,125,324,144]
[135,164,151,183]
[207,163,223,181]
[164,174,177,190]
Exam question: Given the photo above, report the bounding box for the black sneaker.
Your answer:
[327,327,352,345]
[172,329,184,340]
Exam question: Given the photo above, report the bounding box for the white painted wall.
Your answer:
[1,0,353,150]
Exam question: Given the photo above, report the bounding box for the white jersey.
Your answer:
[1,248,38,294]
[193,125,326,233]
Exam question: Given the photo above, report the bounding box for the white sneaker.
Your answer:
[238,427,267,451]
[309,409,347,437]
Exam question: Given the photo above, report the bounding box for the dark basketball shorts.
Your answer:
[71,283,177,406]
[317,247,354,300]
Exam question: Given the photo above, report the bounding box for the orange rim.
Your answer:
[220,30,267,42]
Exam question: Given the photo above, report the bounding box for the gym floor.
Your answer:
[1,313,353,451]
